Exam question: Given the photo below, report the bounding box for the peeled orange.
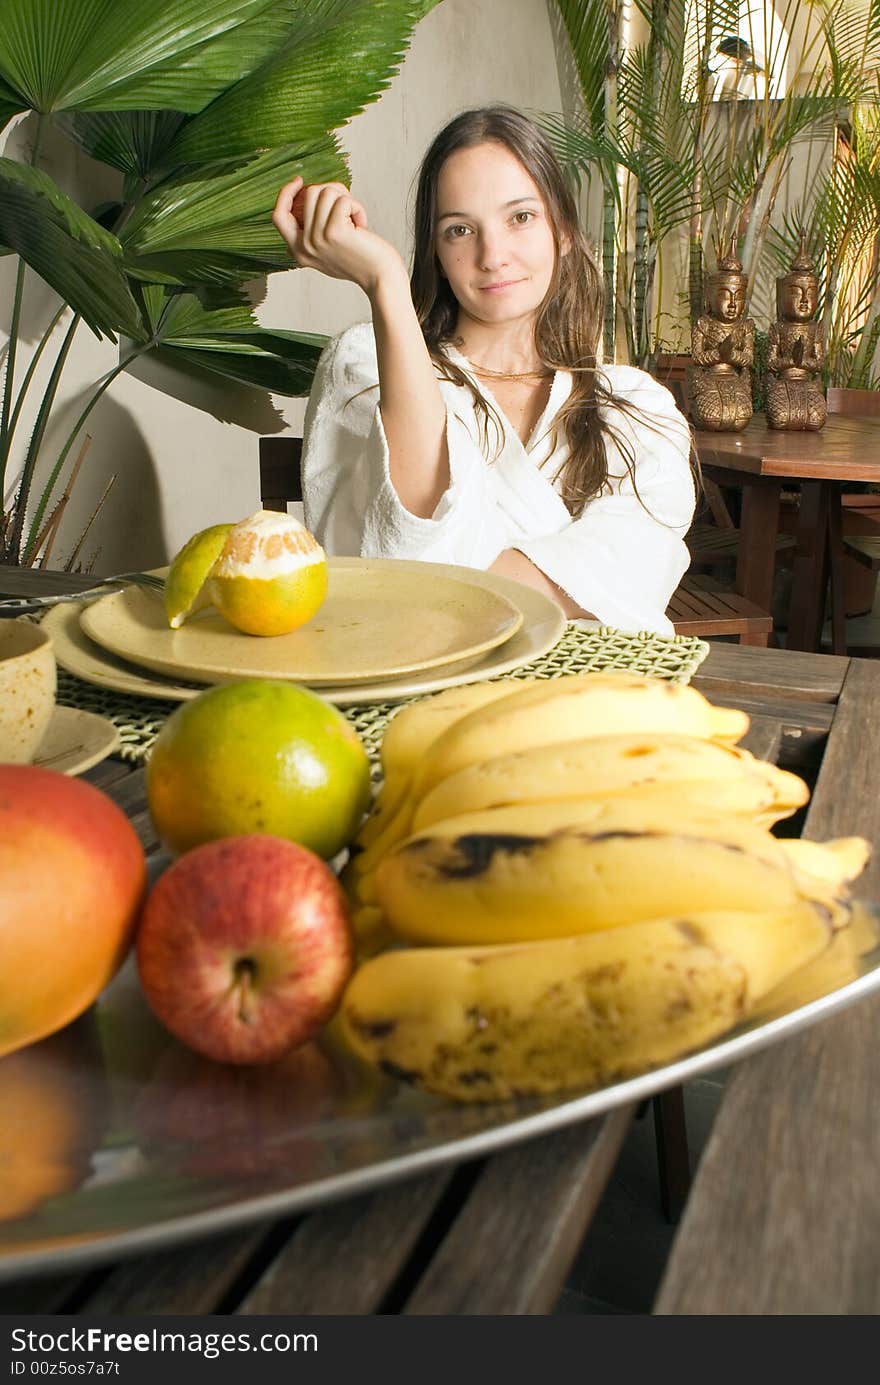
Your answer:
[146,679,372,860]
[210,510,327,637]
[163,511,328,637]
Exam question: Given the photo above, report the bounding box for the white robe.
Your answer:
[302,321,695,636]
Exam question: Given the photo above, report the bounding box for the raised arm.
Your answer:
[273,178,449,517]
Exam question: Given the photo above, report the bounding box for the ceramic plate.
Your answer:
[31,705,120,775]
[45,567,566,706]
[80,559,523,687]
[42,602,204,701]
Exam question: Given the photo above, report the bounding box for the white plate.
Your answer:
[31,705,120,775]
[79,559,524,687]
[45,566,567,706]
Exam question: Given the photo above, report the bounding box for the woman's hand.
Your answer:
[275,178,448,519]
[272,177,405,298]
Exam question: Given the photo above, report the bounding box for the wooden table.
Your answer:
[694,414,880,654]
[4,640,880,1315]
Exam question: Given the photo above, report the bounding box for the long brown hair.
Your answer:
[410,106,638,517]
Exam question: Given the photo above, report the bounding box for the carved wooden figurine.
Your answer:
[765,240,826,431]
[687,241,755,432]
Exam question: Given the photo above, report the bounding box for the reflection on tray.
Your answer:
[2,905,879,1276]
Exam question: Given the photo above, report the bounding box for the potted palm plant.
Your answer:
[542,0,880,370]
[0,0,438,568]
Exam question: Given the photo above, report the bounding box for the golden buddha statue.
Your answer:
[765,239,826,431]
[687,240,755,431]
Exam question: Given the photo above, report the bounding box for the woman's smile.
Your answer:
[480,278,526,292]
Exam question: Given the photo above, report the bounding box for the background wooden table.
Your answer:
[694,415,880,654]
[4,642,880,1315]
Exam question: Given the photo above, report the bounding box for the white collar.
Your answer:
[442,343,572,454]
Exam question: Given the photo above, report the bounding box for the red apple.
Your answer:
[0,766,146,1058]
[136,834,354,1065]
[291,185,308,227]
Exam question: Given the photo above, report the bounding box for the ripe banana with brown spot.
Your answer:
[412,732,808,832]
[375,799,863,945]
[340,902,834,1101]
[410,672,750,805]
[352,673,750,878]
[350,680,531,857]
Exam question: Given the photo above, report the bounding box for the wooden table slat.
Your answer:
[693,643,848,702]
[76,1226,272,1316]
[403,1107,635,1315]
[654,656,880,1315]
[236,1171,453,1315]
[695,686,831,764]
[802,657,880,894]
[737,714,784,764]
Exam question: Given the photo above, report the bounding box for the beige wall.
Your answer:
[1,0,566,573]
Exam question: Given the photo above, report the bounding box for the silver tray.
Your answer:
[3,905,880,1282]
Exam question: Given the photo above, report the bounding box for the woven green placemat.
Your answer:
[55,625,708,774]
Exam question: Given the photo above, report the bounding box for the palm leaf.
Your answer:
[0,71,24,132]
[118,139,347,284]
[57,110,187,178]
[147,289,326,393]
[537,111,623,197]
[0,159,143,338]
[0,0,305,114]
[166,0,435,165]
[553,0,612,135]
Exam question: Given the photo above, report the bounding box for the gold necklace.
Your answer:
[471,363,552,383]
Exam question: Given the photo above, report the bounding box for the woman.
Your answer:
[272,107,695,635]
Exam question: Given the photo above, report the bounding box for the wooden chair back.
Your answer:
[259,436,303,509]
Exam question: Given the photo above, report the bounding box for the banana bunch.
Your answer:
[338,671,870,1101]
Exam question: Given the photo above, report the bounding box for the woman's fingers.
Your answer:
[308,184,365,241]
[271,176,305,254]
[271,177,391,288]
[272,177,304,226]
[323,195,371,249]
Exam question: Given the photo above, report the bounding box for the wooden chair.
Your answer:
[667,575,772,642]
[687,477,795,569]
[260,435,304,508]
[260,436,772,644]
[648,362,775,642]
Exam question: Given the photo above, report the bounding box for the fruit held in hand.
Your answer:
[210,510,327,637]
[136,835,354,1065]
[164,522,234,629]
[0,766,146,1057]
[146,679,372,859]
[291,185,308,226]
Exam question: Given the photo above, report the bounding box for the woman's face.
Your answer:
[434,140,558,332]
